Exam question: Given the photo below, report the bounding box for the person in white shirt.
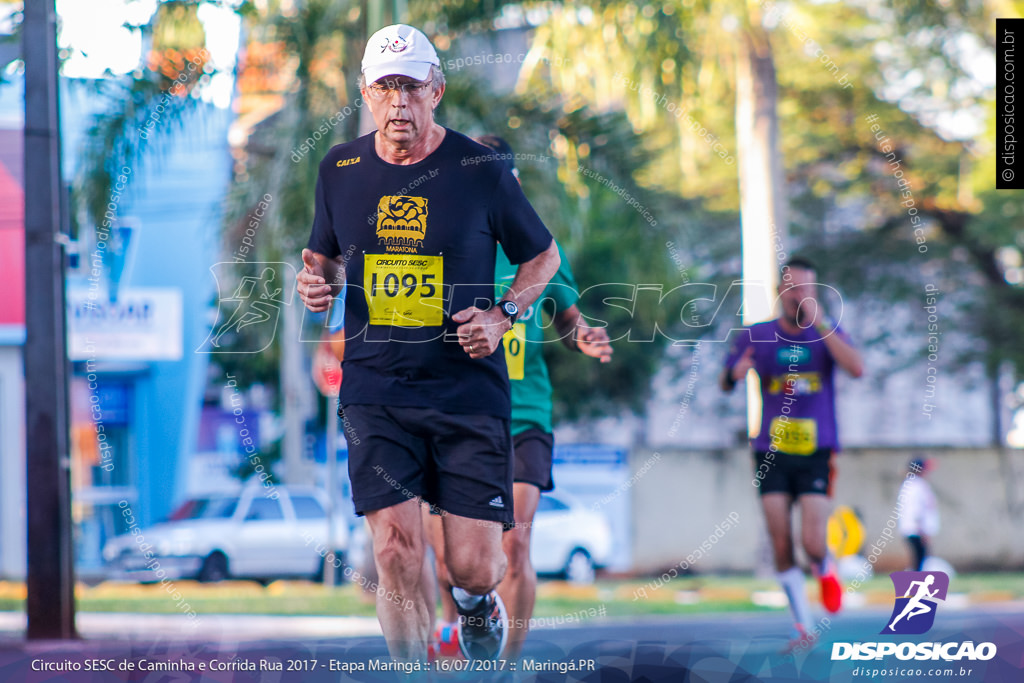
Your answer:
[898,457,939,571]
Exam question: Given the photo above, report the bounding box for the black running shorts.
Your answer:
[341,404,514,527]
[512,428,555,492]
[753,448,834,498]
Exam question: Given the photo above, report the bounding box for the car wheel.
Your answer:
[199,552,230,583]
[564,548,595,585]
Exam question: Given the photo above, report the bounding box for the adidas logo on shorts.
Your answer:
[488,496,504,508]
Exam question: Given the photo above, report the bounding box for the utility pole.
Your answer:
[735,25,786,441]
[23,0,77,640]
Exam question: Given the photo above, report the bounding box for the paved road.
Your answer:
[0,605,1020,682]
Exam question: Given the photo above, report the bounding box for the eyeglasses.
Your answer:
[366,80,432,99]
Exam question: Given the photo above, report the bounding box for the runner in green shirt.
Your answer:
[427,136,613,660]
[495,241,582,438]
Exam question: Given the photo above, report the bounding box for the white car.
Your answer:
[530,492,612,584]
[103,484,348,583]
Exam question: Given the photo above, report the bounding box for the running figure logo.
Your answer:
[198,263,295,354]
[883,571,949,635]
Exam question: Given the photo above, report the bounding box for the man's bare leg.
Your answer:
[798,493,831,568]
[497,482,540,658]
[420,510,439,627]
[762,492,812,630]
[423,505,458,623]
[442,511,507,658]
[762,492,795,572]
[801,492,842,613]
[442,512,506,596]
[365,498,432,659]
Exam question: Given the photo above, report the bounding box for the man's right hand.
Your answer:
[731,346,756,382]
[297,249,334,312]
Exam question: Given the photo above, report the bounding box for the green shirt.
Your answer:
[495,243,579,435]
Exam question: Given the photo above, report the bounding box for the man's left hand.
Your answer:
[452,306,509,359]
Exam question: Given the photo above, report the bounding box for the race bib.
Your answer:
[364,254,443,327]
[502,323,526,380]
[769,416,818,455]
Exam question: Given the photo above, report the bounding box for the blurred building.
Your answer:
[0,78,234,578]
[0,128,27,580]
[64,101,234,575]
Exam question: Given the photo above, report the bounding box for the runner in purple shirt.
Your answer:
[721,257,864,652]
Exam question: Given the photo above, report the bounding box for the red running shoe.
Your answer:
[434,622,462,659]
[818,566,842,614]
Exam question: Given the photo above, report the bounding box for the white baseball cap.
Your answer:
[362,24,440,85]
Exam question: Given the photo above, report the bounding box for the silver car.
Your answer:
[103,484,349,583]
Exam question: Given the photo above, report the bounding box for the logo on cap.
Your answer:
[382,34,410,53]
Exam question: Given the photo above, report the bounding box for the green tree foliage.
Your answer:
[766,0,1021,377]
[74,0,208,247]
[442,76,730,419]
[213,0,365,384]
[80,0,1021,430]
[525,0,1020,388]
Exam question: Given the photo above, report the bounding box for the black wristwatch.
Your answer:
[498,299,519,327]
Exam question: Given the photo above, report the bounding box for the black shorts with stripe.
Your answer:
[341,404,514,527]
[753,448,834,498]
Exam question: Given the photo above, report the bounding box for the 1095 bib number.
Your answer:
[364,254,443,327]
[369,271,437,298]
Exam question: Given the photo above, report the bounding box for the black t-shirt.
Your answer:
[307,128,553,418]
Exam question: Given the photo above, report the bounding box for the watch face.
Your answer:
[502,300,518,317]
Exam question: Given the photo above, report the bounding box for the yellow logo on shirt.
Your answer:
[767,372,822,396]
[336,156,361,167]
[376,196,428,253]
